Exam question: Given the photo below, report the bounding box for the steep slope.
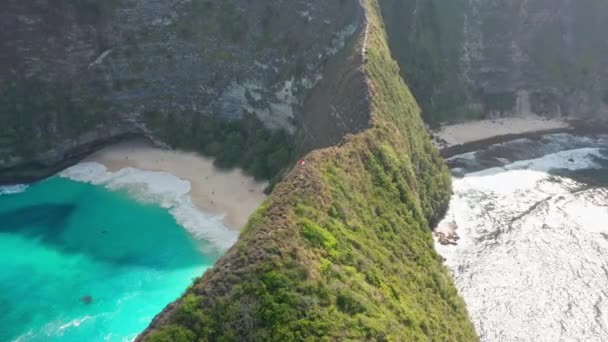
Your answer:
[137,1,475,340]
[381,0,608,125]
[5,0,605,183]
[0,0,360,182]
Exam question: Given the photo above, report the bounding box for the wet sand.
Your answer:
[85,139,267,231]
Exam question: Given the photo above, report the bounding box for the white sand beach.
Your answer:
[431,115,569,148]
[85,139,267,231]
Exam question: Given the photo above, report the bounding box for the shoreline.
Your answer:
[0,133,139,186]
[438,119,608,159]
[0,135,267,232]
[83,139,268,231]
[433,138,608,340]
[431,115,569,149]
[2,116,603,186]
[430,119,608,234]
[3,117,606,232]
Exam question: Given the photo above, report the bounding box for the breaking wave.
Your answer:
[0,184,28,196]
[59,162,238,252]
[435,134,608,341]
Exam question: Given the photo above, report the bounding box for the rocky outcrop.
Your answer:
[0,0,364,181]
[0,129,136,185]
[382,0,608,124]
[4,0,606,181]
[135,1,475,339]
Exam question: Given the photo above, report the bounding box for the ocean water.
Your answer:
[0,164,233,341]
[436,134,608,341]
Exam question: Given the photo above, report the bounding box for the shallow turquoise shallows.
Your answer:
[0,177,215,341]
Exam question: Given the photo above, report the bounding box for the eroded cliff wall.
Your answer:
[0,0,365,182]
[136,0,475,340]
[382,0,608,124]
[2,1,478,340]
[4,0,605,182]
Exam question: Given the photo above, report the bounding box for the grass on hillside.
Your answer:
[142,0,476,340]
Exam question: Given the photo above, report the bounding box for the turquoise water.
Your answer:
[0,177,215,341]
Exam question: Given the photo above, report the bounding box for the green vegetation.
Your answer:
[482,92,517,113]
[380,0,472,126]
[175,1,248,44]
[532,1,605,95]
[175,1,215,42]
[0,79,110,159]
[218,3,249,43]
[68,0,121,18]
[141,0,475,340]
[147,326,196,342]
[144,111,295,181]
[545,57,600,92]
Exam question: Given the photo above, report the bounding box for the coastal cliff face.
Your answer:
[0,0,364,182]
[3,0,607,181]
[381,0,608,124]
[137,0,476,340]
[8,0,606,340]
[2,1,476,338]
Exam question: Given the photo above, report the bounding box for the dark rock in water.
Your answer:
[445,133,608,174]
[435,231,459,246]
[81,296,92,305]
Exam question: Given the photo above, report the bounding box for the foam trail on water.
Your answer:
[478,147,605,175]
[57,315,95,332]
[445,133,608,175]
[12,330,33,342]
[435,146,608,341]
[0,184,28,195]
[13,315,100,341]
[59,162,238,251]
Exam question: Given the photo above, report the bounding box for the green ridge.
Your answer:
[140,1,476,340]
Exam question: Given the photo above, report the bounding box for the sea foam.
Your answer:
[436,145,608,341]
[57,315,95,332]
[59,162,238,252]
[0,184,28,196]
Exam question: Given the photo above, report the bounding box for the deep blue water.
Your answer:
[0,177,215,341]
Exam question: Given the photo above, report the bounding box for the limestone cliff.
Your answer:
[4,0,607,182]
[0,0,364,182]
[1,0,481,340]
[136,0,476,340]
[8,0,606,340]
[382,0,608,124]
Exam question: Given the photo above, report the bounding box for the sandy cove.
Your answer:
[431,115,570,149]
[85,139,267,231]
